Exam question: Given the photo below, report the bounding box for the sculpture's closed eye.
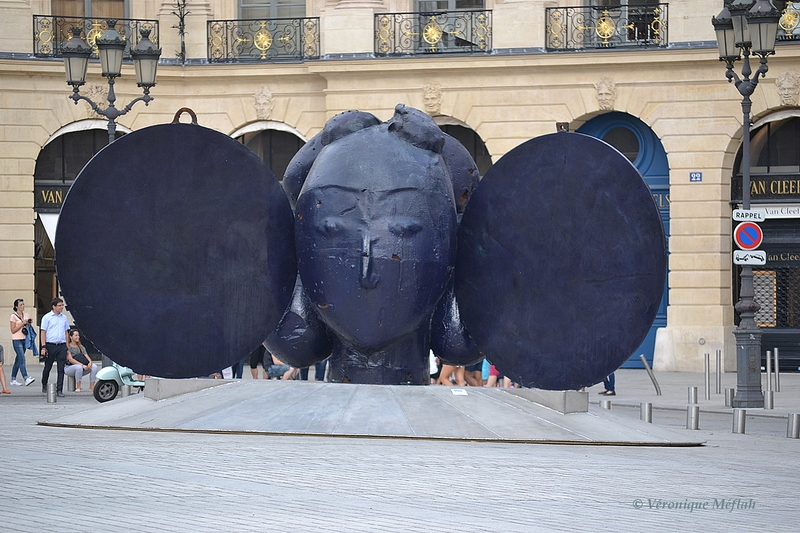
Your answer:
[317,217,346,234]
[388,217,423,237]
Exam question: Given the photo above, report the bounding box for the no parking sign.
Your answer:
[733,222,763,251]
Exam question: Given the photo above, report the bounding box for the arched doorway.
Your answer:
[731,114,800,372]
[437,122,492,177]
[578,112,670,368]
[33,123,126,322]
[233,124,306,181]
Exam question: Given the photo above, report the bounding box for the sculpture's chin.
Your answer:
[316,308,427,354]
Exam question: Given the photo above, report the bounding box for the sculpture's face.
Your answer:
[295,127,457,351]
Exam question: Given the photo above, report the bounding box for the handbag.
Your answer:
[74,353,90,366]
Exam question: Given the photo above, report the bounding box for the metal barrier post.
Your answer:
[67,375,76,392]
[639,354,661,395]
[766,350,772,391]
[733,408,746,434]
[46,382,57,403]
[640,402,652,423]
[715,349,722,394]
[686,405,699,430]
[600,400,612,410]
[121,384,132,397]
[724,388,735,407]
[704,353,711,400]
[787,413,800,439]
[688,386,698,404]
[765,350,774,410]
[774,347,781,392]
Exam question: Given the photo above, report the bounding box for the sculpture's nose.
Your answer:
[361,233,380,289]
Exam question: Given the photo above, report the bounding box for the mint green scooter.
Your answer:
[93,362,146,402]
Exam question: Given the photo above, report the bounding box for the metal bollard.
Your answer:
[765,389,774,410]
[704,353,711,400]
[121,385,132,397]
[688,386,698,404]
[774,348,781,392]
[733,408,746,434]
[715,349,722,394]
[686,405,700,430]
[46,382,57,403]
[766,350,772,393]
[787,413,800,439]
[724,388,735,407]
[639,354,662,396]
[600,400,612,410]
[67,375,76,392]
[640,402,652,423]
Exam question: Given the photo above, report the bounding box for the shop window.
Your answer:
[34,129,121,184]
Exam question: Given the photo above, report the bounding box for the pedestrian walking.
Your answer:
[40,297,70,397]
[9,298,36,387]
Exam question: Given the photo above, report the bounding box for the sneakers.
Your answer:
[42,385,46,393]
[10,380,21,386]
[24,377,35,386]
[56,392,65,398]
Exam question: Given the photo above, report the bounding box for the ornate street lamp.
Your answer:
[62,20,162,144]
[712,0,780,409]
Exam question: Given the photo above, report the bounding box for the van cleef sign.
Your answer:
[762,205,800,218]
[34,185,71,213]
[733,175,800,202]
[764,250,800,267]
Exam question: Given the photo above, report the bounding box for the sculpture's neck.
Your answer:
[327,326,430,385]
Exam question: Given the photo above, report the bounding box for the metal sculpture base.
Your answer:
[41,380,703,446]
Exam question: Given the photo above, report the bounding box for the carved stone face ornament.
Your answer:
[776,72,800,106]
[422,81,442,115]
[595,76,616,111]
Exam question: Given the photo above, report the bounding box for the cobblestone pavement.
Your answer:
[1,367,798,532]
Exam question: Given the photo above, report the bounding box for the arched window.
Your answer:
[236,129,305,180]
[732,117,800,366]
[439,124,492,177]
[34,129,120,184]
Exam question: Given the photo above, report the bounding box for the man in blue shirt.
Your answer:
[40,297,70,397]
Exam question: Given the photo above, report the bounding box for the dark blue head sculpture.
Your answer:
[268,105,478,383]
[55,104,665,390]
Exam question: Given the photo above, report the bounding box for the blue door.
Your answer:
[578,112,669,368]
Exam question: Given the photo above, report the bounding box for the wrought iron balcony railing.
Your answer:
[545,4,667,51]
[207,18,320,62]
[33,15,159,58]
[375,10,491,56]
[779,1,800,41]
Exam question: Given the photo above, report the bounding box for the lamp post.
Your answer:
[61,20,161,145]
[712,0,780,408]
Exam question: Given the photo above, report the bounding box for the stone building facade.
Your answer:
[1,0,800,373]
